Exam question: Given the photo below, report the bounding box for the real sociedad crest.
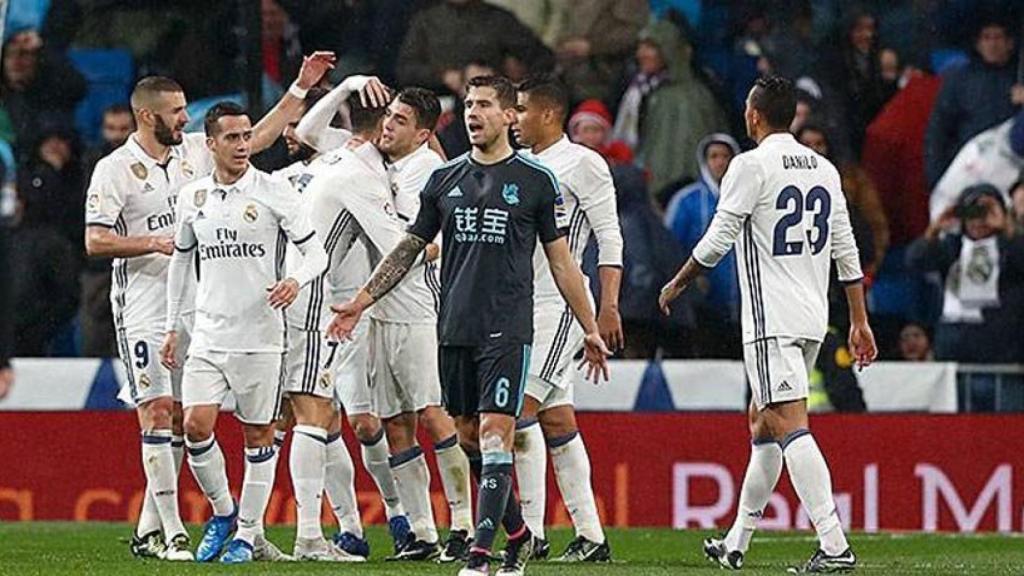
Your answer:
[502,183,520,206]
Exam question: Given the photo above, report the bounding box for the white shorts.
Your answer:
[526,305,584,410]
[116,314,193,406]
[284,327,336,399]
[182,350,284,425]
[743,337,821,411]
[333,317,375,416]
[369,319,442,419]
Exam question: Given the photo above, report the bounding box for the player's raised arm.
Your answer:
[84,161,174,258]
[295,74,389,151]
[249,51,336,153]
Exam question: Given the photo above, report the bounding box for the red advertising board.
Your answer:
[1,412,1022,532]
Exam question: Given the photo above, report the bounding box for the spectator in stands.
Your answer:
[78,106,134,358]
[396,0,553,94]
[261,0,303,106]
[898,322,934,361]
[17,127,84,255]
[567,99,634,166]
[612,17,729,204]
[907,184,1024,363]
[483,0,563,46]
[1011,177,1024,235]
[925,19,1023,189]
[663,133,741,358]
[551,0,649,104]
[817,9,893,158]
[437,60,496,159]
[0,160,13,399]
[0,29,87,156]
[797,124,889,276]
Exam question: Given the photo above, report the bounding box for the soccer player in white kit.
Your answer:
[83,55,333,562]
[510,76,623,562]
[659,76,878,573]
[160,102,329,564]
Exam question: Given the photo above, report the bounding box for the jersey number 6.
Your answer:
[772,185,831,257]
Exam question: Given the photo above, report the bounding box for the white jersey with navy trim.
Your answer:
[693,132,863,345]
[174,166,318,353]
[84,132,213,331]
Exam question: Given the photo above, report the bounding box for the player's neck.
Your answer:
[471,139,514,165]
[134,130,171,163]
[755,128,789,145]
[214,164,250,186]
[531,131,563,155]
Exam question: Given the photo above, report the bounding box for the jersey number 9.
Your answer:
[772,185,831,257]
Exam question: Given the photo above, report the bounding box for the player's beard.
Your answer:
[290,142,316,163]
[154,114,183,146]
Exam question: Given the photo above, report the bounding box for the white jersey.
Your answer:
[527,136,623,308]
[85,133,213,330]
[693,133,862,344]
[369,143,444,323]
[173,167,318,353]
[276,152,372,331]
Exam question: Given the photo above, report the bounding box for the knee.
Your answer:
[183,415,212,442]
[141,397,174,429]
[537,407,577,439]
[349,414,381,442]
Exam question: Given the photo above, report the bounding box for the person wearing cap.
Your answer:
[567,99,634,166]
[907,183,1024,365]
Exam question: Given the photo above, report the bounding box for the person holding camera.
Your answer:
[907,183,1024,364]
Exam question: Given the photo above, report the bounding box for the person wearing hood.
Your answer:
[907,183,1024,368]
[612,17,729,202]
[663,133,741,357]
[925,18,1023,189]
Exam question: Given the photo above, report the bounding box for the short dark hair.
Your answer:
[204,101,248,137]
[346,91,387,134]
[130,76,184,110]
[396,87,441,130]
[104,103,132,117]
[466,75,516,109]
[750,75,796,130]
[517,75,569,121]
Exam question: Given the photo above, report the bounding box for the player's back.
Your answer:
[726,133,851,344]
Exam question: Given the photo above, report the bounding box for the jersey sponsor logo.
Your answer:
[447,186,463,198]
[130,162,147,180]
[453,206,509,244]
[243,204,259,223]
[502,183,520,206]
[199,227,268,260]
[194,189,207,208]
[146,211,175,231]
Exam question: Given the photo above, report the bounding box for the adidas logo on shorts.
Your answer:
[777,380,793,392]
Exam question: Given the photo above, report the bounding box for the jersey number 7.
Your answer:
[772,185,831,257]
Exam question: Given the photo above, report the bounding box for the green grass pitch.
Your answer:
[0,523,1021,575]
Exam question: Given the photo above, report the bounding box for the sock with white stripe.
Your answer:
[435,435,474,535]
[324,430,363,537]
[186,435,234,517]
[513,419,547,539]
[724,439,783,553]
[360,428,405,519]
[236,445,279,545]
[549,430,605,544]
[390,445,439,543]
[290,425,327,540]
[139,430,186,538]
[783,430,849,555]
[273,429,288,453]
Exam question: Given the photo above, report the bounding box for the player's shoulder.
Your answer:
[408,145,445,171]
[423,152,470,189]
[91,140,138,176]
[511,152,559,189]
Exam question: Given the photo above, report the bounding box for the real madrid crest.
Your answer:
[139,373,152,389]
[130,162,148,180]
[181,159,194,178]
[319,371,332,390]
[194,189,207,208]
[243,204,259,223]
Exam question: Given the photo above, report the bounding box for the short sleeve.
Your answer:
[537,174,567,244]
[715,155,763,217]
[407,170,444,242]
[84,160,125,228]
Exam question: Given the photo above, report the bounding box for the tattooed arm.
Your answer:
[327,233,428,340]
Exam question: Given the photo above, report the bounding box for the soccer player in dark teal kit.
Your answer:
[327,75,610,576]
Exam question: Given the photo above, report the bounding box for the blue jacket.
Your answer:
[664,133,740,321]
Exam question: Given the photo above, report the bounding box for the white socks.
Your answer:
[360,429,405,519]
[139,430,186,538]
[724,440,783,553]
[325,431,363,537]
[236,446,279,545]
[514,420,547,539]
[186,435,234,517]
[783,430,849,556]
[434,435,474,535]
[390,445,438,543]
[549,431,605,544]
[290,425,327,540]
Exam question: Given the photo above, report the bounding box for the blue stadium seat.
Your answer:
[931,48,969,76]
[67,49,135,144]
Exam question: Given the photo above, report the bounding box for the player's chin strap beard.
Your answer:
[365,233,428,302]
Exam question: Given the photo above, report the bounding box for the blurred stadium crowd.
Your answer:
[2,0,1024,377]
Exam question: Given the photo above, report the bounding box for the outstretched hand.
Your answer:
[327,300,365,342]
[296,51,337,89]
[578,333,612,384]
